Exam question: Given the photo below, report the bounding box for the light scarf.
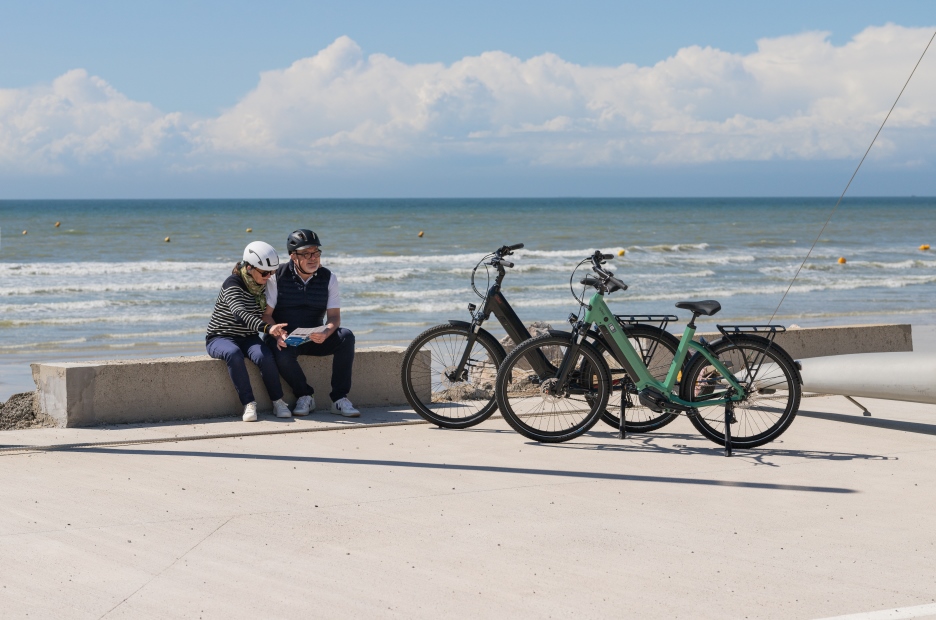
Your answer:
[238,263,267,312]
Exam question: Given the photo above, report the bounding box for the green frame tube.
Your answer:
[583,291,744,406]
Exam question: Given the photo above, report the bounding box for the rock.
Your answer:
[0,392,55,430]
[500,321,556,372]
[499,321,552,354]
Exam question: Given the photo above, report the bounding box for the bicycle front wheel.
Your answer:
[596,323,681,432]
[679,336,801,449]
[495,333,610,443]
[401,324,504,429]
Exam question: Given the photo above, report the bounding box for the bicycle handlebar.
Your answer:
[499,259,515,268]
[507,243,524,251]
[606,275,627,292]
[583,249,628,293]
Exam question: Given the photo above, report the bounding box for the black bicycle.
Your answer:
[400,244,681,431]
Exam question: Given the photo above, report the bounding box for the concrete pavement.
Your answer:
[2,396,936,619]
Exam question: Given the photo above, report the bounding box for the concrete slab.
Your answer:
[2,396,936,619]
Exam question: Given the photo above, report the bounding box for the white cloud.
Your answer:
[2,25,935,176]
[0,69,184,173]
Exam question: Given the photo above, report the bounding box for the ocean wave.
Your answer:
[744,239,799,247]
[0,299,116,313]
[0,312,211,327]
[324,252,490,266]
[0,337,89,351]
[612,273,936,302]
[354,288,468,299]
[0,281,220,296]
[341,268,429,284]
[759,258,936,275]
[0,261,231,277]
[627,243,710,253]
[97,328,206,340]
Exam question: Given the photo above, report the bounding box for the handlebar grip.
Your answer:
[507,243,524,251]
[607,276,628,292]
[601,253,614,261]
[580,275,602,288]
[500,259,515,268]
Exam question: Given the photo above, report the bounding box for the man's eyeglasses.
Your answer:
[296,249,322,260]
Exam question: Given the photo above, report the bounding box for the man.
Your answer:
[263,229,359,417]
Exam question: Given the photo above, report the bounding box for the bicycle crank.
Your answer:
[637,387,696,414]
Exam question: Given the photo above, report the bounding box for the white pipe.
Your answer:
[798,352,936,404]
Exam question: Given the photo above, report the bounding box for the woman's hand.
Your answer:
[267,323,288,339]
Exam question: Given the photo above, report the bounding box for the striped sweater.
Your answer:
[206,273,271,340]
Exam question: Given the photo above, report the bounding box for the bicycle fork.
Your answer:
[447,317,483,383]
[548,322,589,398]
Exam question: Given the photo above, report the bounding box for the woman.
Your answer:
[206,241,292,422]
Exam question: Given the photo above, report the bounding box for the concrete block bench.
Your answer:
[32,346,427,428]
[692,323,912,359]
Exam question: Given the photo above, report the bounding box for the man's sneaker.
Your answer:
[243,402,258,422]
[330,397,360,417]
[273,399,292,418]
[293,395,315,416]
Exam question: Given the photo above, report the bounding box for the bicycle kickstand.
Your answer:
[724,395,734,457]
[618,399,626,440]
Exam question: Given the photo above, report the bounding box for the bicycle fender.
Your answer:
[446,320,508,358]
[546,329,574,338]
[704,334,803,385]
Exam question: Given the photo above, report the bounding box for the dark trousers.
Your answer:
[207,334,284,406]
[269,327,355,402]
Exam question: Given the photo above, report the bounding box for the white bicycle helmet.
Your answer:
[243,241,280,271]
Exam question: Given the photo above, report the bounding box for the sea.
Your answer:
[2,197,935,401]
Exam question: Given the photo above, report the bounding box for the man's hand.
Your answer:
[309,308,341,343]
[309,325,332,344]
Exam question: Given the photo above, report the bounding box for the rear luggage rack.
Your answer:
[615,314,678,332]
[716,324,786,336]
[715,325,786,391]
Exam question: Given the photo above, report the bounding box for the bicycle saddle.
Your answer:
[675,300,721,316]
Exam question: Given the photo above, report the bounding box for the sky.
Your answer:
[1,0,935,198]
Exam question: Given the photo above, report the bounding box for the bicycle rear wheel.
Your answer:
[401,324,504,428]
[595,324,680,432]
[679,336,801,449]
[495,333,610,443]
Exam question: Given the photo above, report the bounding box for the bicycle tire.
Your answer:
[401,324,505,429]
[594,324,681,432]
[679,335,801,449]
[494,333,610,443]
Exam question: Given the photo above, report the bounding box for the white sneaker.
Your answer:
[273,399,292,418]
[243,402,258,422]
[330,397,360,417]
[293,395,315,416]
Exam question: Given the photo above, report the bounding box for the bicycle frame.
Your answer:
[583,291,745,407]
[449,255,554,380]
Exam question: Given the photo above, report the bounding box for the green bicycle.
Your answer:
[493,251,802,455]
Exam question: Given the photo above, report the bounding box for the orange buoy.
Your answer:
[920,244,930,251]
[54,221,61,228]
[246,228,253,233]
[617,249,626,257]
[837,257,846,264]
[164,236,171,242]
[418,231,424,237]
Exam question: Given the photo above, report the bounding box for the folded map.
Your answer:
[284,326,328,346]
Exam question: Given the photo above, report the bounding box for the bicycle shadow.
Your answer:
[529,430,893,468]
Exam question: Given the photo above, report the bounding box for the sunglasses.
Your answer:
[252,268,275,278]
[296,249,322,259]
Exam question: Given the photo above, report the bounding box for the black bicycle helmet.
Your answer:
[287,229,321,254]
